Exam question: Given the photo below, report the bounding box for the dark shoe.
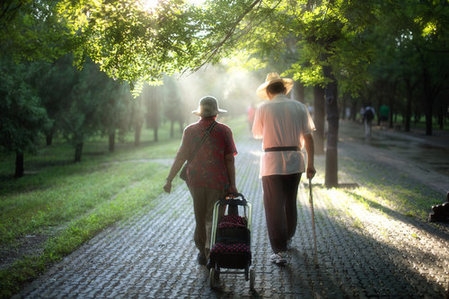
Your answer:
[197,253,207,265]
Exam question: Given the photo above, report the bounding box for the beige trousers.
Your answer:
[188,187,225,258]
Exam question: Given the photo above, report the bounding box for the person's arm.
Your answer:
[224,153,238,194]
[251,108,263,139]
[163,156,186,193]
[304,133,316,179]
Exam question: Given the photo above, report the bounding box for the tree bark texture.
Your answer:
[109,131,115,153]
[134,122,142,146]
[291,81,305,103]
[324,66,339,188]
[74,142,83,163]
[422,66,433,136]
[15,150,24,178]
[313,86,325,155]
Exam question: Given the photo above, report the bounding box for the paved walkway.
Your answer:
[15,123,449,298]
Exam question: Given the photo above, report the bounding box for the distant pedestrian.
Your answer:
[363,104,376,138]
[360,107,365,123]
[252,72,316,266]
[163,96,238,266]
[379,104,389,127]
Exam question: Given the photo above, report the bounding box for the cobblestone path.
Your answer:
[16,125,449,298]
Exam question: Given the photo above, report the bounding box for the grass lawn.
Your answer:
[0,116,247,298]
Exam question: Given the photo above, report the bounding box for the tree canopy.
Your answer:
[3,0,449,87]
[1,0,449,182]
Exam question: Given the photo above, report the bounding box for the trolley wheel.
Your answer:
[249,267,255,291]
[209,267,220,289]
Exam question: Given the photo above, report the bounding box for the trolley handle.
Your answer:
[220,193,247,206]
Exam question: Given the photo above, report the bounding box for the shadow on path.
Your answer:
[16,123,449,298]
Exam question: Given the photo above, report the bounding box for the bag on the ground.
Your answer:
[429,203,449,222]
[180,163,188,181]
[428,192,449,222]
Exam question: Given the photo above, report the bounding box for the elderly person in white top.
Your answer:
[252,72,316,265]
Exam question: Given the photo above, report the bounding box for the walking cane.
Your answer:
[309,178,318,265]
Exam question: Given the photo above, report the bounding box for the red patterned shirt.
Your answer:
[177,118,237,191]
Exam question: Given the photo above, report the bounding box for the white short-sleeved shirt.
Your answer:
[252,94,315,177]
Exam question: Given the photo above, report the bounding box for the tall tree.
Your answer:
[0,58,49,177]
[1,0,74,63]
[3,0,449,177]
[141,83,163,142]
[59,59,111,162]
[231,0,375,187]
[34,55,78,145]
[163,76,185,138]
[366,0,449,135]
[98,80,133,152]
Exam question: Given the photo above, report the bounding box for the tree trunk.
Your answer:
[108,130,115,153]
[351,97,358,122]
[46,133,53,146]
[438,106,444,130]
[153,126,158,142]
[323,66,339,188]
[134,122,142,146]
[388,96,394,130]
[291,81,305,103]
[170,120,175,138]
[179,120,184,136]
[404,79,413,132]
[74,142,83,163]
[422,66,433,136]
[425,107,433,136]
[313,86,325,155]
[15,150,24,178]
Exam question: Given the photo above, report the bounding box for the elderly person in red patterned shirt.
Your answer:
[164,96,238,266]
